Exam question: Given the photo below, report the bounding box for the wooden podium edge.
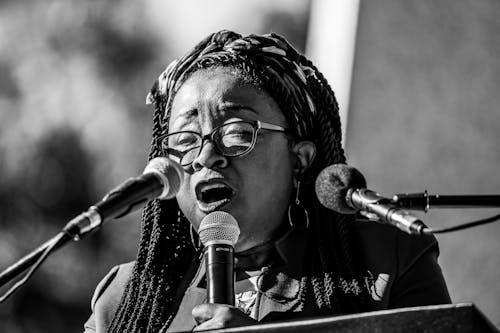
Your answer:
[184,303,499,333]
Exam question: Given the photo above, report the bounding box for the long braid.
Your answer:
[136,92,168,325]
[309,208,336,313]
[108,90,194,332]
[108,95,165,331]
[133,201,163,329]
[297,53,370,311]
[107,200,154,329]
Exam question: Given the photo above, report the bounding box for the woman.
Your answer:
[84,30,450,332]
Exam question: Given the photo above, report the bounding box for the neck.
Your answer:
[234,223,290,270]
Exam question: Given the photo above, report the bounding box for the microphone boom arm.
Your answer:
[393,191,500,211]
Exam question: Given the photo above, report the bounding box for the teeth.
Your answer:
[197,182,233,207]
[196,188,233,213]
[202,184,227,191]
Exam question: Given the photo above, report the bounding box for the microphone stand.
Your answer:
[0,209,102,302]
[392,191,500,234]
[0,232,70,288]
[392,191,500,211]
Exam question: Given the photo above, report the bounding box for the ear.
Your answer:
[291,141,316,177]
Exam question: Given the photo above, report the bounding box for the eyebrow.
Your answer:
[178,108,198,119]
[170,108,198,130]
[171,103,258,130]
[219,103,258,115]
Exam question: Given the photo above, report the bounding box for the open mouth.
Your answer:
[195,181,235,212]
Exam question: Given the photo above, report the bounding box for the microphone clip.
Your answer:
[348,188,426,235]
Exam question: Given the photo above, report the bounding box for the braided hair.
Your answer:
[108,30,369,332]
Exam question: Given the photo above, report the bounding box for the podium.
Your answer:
[192,303,498,333]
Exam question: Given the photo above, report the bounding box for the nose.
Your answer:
[191,141,228,171]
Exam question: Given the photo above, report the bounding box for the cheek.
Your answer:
[248,143,294,196]
[176,176,199,227]
[266,140,293,172]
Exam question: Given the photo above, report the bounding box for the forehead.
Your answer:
[168,67,286,128]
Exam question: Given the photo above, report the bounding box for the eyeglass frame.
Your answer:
[159,119,288,166]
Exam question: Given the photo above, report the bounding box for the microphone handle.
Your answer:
[205,243,235,305]
[95,173,164,220]
[63,173,166,239]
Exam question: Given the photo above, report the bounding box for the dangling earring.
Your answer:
[288,179,309,229]
[189,224,201,250]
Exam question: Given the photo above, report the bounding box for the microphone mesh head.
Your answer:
[198,211,240,247]
[315,164,367,214]
[143,157,184,199]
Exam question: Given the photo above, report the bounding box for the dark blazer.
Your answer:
[84,221,451,332]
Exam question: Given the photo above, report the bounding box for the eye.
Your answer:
[222,133,252,146]
[219,123,253,148]
[222,123,252,136]
[170,132,199,148]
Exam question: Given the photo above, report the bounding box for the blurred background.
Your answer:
[0,0,498,331]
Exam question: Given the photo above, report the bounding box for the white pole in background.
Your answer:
[306,0,360,146]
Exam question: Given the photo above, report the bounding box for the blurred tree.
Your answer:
[0,127,102,332]
[0,1,312,332]
[0,63,20,99]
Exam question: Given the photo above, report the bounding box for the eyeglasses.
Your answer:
[160,120,288,167]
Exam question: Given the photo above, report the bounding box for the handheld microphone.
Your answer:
[63,157,184,239]
[315,164,426,235]
[198,211,240,305]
